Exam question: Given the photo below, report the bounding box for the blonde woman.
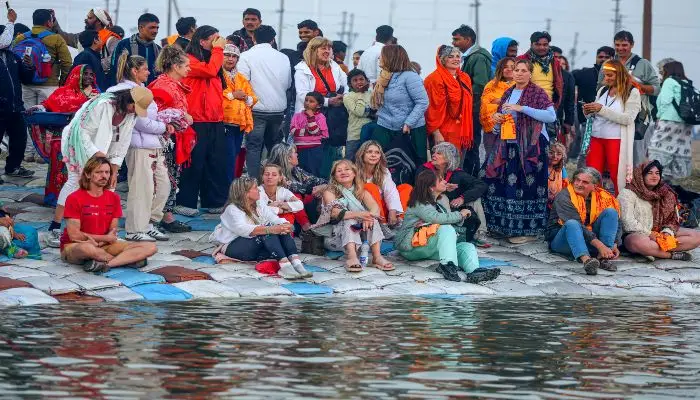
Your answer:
[210,176,311,279]
[293,36,348,114]
[318,160,393,272]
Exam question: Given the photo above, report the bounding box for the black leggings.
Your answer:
[224,234,298,261]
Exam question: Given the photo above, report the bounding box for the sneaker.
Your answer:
[173,205,200,217]
[465,267,501,284]
[84,259,109,273]
[472,238,492,249]
[293,262,313,278]
[436,261,461,282]
[206,207,225,214]
[671,251,693,261]
[125,232,157,242]
[146,224,169,241]
[279,264,302,280]
[599,259,617,272]
[46,229,61,248]
[5,166,35,178]
[160,220,192,233]
[583,258,600,275]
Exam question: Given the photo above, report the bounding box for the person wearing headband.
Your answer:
[582,59,641,195]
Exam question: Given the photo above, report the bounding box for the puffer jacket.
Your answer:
[222,70,257,132]
[107,80,166,149]
[0,49,35,113]
[183,48,224,123]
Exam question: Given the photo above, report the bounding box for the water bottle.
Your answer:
[359,240,369,269]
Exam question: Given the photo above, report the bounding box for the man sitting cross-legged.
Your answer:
[60,156,157,272]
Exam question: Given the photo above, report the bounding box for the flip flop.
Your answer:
[345,263,363,273]
[371,262,395,271]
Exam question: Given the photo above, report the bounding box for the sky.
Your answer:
[9,0,700,79]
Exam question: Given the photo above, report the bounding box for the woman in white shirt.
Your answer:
[210,176,312,279]
[583,59,641,195]
[258,164,310,232]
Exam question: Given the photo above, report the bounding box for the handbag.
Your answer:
[301,230,326,256]
[316,67,349,147]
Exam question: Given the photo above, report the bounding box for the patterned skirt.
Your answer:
[481,137,549,237]
[647,120,693,179]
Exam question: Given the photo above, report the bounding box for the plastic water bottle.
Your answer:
[359,241,370,268]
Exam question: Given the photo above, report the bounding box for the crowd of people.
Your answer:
[0,6,699,280]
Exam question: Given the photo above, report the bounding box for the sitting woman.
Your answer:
[259,164,310,232]
[317,160,393,272]
[548,142,568,205]
[416,142,487,245]
[395,170,499,283]
[619,161,700,261]
[355,140,411,228]
[547,167,621,276]
[0,207,41,260]
[209,176,312,280]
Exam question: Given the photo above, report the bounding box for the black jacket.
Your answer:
[174,36,190,51]
[415,164,487,207]
[572,64,602,123]
[0,50,36,113]
[73,48,107,92]
[557,69,575,126]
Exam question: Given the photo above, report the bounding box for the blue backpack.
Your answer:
[12,31,54,84]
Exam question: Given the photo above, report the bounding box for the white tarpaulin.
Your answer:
[87,286,143,302]
[0,287,59,306]
[20,276,81,295]
[66,273,122,291]
[221,278,292,297]
[0,266,50,279]
[173,280,241,298]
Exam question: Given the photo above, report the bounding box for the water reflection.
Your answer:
[0,297,699,398]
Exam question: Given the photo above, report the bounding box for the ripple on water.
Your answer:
[407,371,502,382]
[265,354,361,363]
[37,357,89,366]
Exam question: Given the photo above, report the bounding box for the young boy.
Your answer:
[72,29,107,91]
[290,91,328,176]
[343,69,374,161]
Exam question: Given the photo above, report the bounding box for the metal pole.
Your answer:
[642,0,652,60]
[471,0,481,45]
[277,0,285,48]
[166,0,172,36]
[114,0,120,25]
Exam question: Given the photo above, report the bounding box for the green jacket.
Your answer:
[394,202,464,252]
[13,26,73,86]
[656,78,684,123]
[462,45,493,109]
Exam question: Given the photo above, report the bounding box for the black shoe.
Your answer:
[465,267,501,284]
[436,262,461,282]
[671,251,692,261]
[160,220,192,233]
[599,259,617,272]
[84,259,109,273]
[5,166,35,178]
[583,258,599,275]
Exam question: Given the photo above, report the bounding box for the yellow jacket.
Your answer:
[14,26,73,86]
[479,79,513,133]
[222,71,257,133]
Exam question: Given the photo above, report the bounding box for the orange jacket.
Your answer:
[183,48,224,123]
[480,79,514,133]
[223,71,257,133]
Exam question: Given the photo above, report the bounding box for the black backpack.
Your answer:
[671,78,700,125]
[385,134,418,186]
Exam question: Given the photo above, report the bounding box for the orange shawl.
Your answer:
[480,79,513,133]
[563,185,620,230]
[424,50,474,150]
[98,28,120,50]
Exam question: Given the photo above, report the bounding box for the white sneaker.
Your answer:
[278,264,302,280]
[46,229,61,248]
[173,205,200,217]
[146,224,169,241]
[292,262,313,278]
[125,232,157,242]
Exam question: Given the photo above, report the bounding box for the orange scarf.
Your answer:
[98,28,120,50]
[424,50,474,150]
[562,185,620,230]
[548,167,567,202]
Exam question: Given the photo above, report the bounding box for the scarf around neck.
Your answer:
[62,93,115,171]
[372,69,393,109]
[563,185,620,230]
[627,162,680,233]
[339,185,366,212]
[527,49,554,74]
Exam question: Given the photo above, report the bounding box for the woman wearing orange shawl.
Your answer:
[424,45,473,165]
[480,57,515,155]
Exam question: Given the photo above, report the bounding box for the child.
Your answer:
[290,91,328,176]
[343,69,374,162]
[0,206,41,259]
[548,142,569,204]
[259,164,311,233]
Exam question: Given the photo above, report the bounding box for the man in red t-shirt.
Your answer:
[61,156,157,272]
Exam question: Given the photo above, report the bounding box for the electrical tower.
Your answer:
[612,0,623,35]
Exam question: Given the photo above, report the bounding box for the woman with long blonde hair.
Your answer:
[583,59,641,194]
[317,159,393,272]
[293,36,348,114]
[210,176,312,279]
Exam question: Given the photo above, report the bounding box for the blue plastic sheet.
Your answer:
[478,258,512,268]
[130,283,193,301]
[282,282,333,296]
[186,219,220,232]
[102,268,165,288]
[192,255,216,265]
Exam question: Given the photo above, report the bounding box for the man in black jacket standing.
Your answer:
[552,46,575,148]
[0,24,36,181]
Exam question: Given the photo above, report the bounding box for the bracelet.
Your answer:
[265,226,270,235]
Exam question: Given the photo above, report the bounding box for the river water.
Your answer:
[1,297,699,398]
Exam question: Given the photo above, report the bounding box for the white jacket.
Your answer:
[258,185,304,214]
[209,203,288,244]
[293,60,348,114]
[358,42,383,83]
[238,43,292,113]
[618,188,675,236]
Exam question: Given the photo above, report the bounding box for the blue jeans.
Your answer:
[224,234,298,262]
[11,223,41,259]
[549,208,618,259]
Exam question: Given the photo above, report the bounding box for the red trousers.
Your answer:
[586,137,621,194]
[279,193,311,231]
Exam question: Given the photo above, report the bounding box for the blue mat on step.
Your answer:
[22,222,49,230]
[173,214,197,223]
[381,242,394,254]
[186,218,220,232]
[102,268,165,288]
[192,255,216,265]
[130,283,193,301]
[325,250,344,260]
[282,282,333,296]
[478,258,512,268]
[303,265,327,272]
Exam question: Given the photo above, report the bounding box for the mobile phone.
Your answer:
[578,100,586,105]
[24,47,32,57]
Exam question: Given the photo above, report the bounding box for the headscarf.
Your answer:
[92,8,113,28]
[223,44,241,77]
[424,46,474,150]
[43,65,99,113]
[627,160,680,234]
[491,37,515,74]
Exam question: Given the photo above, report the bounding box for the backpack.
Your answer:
[385,133,418,186]
[672,78,700,125]
[12,31,54,84]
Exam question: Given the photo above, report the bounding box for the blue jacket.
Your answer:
[0,49,35,113]
[73,48,106,92]
[108,34,161,86]
[377,71,429,131]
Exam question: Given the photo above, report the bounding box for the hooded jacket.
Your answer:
[184,47,225,123]
[0,49,35,113]
[107,80,166,149]
[490,37,515,74]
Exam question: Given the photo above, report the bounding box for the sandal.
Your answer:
[583,258,599,276]
[599,259,617,272]
[371,261,395,271]
[345,262,363,273]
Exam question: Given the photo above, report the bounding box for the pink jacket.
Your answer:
[290,111,328,148]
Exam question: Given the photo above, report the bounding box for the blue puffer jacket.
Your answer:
[0,49,35,113]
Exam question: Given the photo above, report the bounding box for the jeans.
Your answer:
[224,233,298,262]
[549,208,619,259]
[246,112,284,180]
[400,225,479,273]
[0,112,28,173]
